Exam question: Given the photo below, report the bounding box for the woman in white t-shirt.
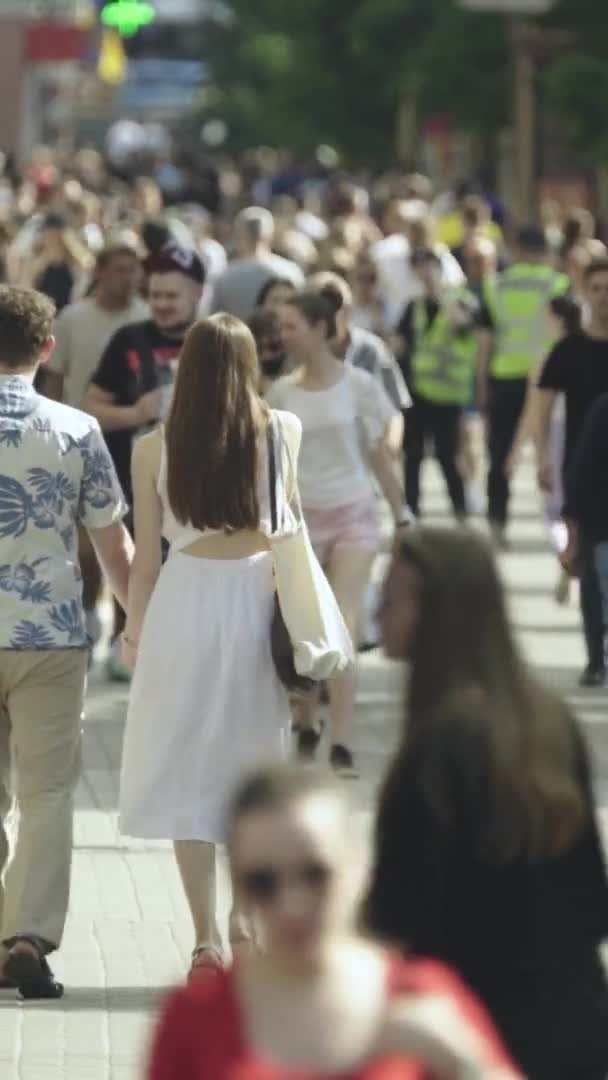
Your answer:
[267,289,408,777]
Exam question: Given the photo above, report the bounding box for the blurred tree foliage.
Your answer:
[204,0,509,162]
[542,0,608,165]
[203,0,606,165]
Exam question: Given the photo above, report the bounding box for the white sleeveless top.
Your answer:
[157,409,302,551]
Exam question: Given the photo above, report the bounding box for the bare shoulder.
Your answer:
[132,428,162,473]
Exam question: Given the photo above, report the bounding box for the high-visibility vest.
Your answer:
[485,263,569,379]
[411,291,479,406]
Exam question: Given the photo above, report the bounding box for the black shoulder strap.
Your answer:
[267,419,278,534]
[130,322,158,394]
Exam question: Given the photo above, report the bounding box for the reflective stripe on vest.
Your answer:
[412,297,477,405]
[488,266,568,379]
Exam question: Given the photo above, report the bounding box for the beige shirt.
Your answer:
[47,295,149,408]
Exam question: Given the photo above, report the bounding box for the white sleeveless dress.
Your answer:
[119,410,300,843]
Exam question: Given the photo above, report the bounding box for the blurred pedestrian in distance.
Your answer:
[349,256,389,337]
[507,294,581,597]
[17,213,93,313]
[119,316,301,977]
[372,201,465,328]
[132,176,164,219]
[451,197,502,271]
[248,307,288,393]
[462,235,498,295]
[141,218,173,258]
[212,207,304,320]
[366,526,608,1080]
[537,258,608,686]
[256,276,297,312]
[396,250,484,520]
[45,243,146,409]
[481,224,569,549]
[563,389,608,659]
[44,242,147,651]
[147,764,519,1080]
[84,244,205,681]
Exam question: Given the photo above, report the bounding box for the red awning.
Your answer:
[26,22,89,63]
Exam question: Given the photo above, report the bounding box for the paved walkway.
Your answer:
[1,457,606,1079]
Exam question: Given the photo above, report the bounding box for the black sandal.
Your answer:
[4,937,63,1000]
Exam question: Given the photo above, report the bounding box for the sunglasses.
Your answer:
[236,860,332,904]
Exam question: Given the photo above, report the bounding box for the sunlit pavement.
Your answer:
[1,453,605,1079]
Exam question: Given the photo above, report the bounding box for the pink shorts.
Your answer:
[304,497,380,565]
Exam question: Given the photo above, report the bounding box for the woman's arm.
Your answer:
[122,433,163,669]
[368,441,408,526]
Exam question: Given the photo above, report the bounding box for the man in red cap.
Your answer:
[84,244,205,678]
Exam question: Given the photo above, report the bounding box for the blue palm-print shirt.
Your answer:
[0,375,127,650]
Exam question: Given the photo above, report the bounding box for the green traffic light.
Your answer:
[100,0,157,37]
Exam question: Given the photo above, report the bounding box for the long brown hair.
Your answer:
[165,314,263,531]
[388,527,587,863]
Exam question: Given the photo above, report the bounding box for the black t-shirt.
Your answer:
[564,393,608,540]
[538,332,608,473]
[91,319,185,499]
[35,262,74,312]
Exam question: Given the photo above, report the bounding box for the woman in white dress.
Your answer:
[119,314,302,976]
[267,289,409,778]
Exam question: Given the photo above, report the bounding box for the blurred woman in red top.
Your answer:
[147,765,518,1080]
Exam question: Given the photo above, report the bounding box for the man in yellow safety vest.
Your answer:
[481,225,568,547]
[399,249,484,519]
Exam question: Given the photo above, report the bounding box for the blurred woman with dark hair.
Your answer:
[119,315,302,977]
[365,526,608,1079]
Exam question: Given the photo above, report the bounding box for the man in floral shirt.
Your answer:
[0,286,132,998]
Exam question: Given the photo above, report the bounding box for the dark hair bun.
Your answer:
[318,282,344,315]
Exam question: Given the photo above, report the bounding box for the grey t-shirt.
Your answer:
[345,326,411,411]
[211,254,304,320]
[47,295,149,408]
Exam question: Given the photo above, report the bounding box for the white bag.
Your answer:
[268,416,354,682]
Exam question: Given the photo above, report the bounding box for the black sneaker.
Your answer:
[579,666,606,689]
[5,949,63,1000]
[330,744,359,779]
[297,726,322,761]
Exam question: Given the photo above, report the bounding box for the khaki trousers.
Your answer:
[0,649,87,955]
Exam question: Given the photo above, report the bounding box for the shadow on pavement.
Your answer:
[0,986,171,1011]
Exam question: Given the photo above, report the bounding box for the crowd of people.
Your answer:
[1,146,608,1077]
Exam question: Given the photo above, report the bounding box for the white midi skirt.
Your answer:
[119,551,290,843]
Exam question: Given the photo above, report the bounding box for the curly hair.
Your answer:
[0,286,56,368]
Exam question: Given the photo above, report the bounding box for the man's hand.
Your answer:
[560,521,579,577]
[134,389,162,427]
